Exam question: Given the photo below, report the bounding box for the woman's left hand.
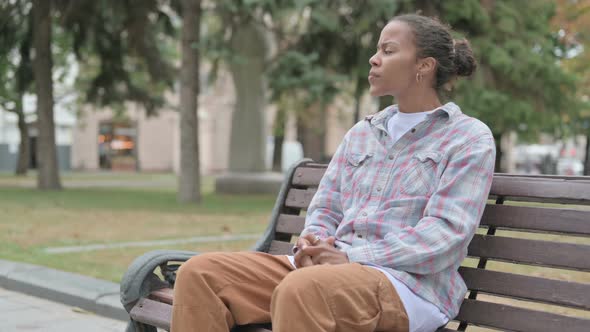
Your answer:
[300,236,350,265]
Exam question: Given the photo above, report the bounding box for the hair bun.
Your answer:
[453,39,476,77]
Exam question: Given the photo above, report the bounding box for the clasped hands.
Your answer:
[293,233,349,268]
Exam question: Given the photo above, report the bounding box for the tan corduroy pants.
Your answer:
[171,252,409,332]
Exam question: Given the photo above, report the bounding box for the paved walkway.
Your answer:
[0,287,126,331]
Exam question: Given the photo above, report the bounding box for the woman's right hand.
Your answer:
[293,234,320,268]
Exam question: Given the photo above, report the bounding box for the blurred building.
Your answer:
[70,70,340,174]
[71,72,232,173]
[6,84,585,176]
[0,96,74,172]
[1,70,368,175]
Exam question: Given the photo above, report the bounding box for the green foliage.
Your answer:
[552,0,590,137]
[0,1,77,114]
[436,0,583,141]
[57,0,179,115]
[214,0,292,19]
[299,0,398,80]
[267,0,399,119]
[200,0,399,117]
[268,51,345,108]
[4,0,581,145]
[441,0,490,33]
[0,1,32,110]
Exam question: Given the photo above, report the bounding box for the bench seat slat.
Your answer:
[468,234,590,271]
[456,299,590,332]
[150,287,174,305]
[481,205,590,236]
[130,298,171,330]
[235,325,272,332]
[275,214,306,235]
[235,327,271,332]
[291,167,326,187]
[268,240,294,255]
[137,293,273,332]
[459,267,590,309]
[490,176,590,203]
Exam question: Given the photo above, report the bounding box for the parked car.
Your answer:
[556,157,584,176]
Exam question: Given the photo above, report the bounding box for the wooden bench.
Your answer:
[122,159,590,331]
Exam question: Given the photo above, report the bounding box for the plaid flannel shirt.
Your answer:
[301,102,496,318]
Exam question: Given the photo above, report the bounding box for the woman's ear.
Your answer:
[418,57,437,76]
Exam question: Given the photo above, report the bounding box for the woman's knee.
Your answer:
[176,252,225,283]
[272,267,325,304]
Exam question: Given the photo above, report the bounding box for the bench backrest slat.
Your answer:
[268,162,590,331]
[490,176,590,203]
[459,266,590,310]
[291,167,326,186]
[480,204,590,236]
[275,214,305,236]
[268,240,294,255]
[468,234,590,271]
[284,188,316,210]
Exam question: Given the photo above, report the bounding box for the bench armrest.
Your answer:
[120,249,198,312]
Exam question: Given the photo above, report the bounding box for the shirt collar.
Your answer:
[365,102,462,127]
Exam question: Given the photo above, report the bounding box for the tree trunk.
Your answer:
[15,96,29,176]
[584,134,590,176]
[353,77,363,125]
[272,107,285,172]
[32,0,61,190]
[178,0,201,203]
[297,103,327,162]
[493,132,503,173]
[228,20,268,172]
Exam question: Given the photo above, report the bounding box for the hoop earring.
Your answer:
[416,72,423,83]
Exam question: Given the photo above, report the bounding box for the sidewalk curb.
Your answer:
[0,259,128,322]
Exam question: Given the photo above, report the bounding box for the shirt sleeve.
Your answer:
[345,135,496,274]
[300,133,349,239]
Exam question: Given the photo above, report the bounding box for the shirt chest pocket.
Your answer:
[400,151,443,197]
[342,152,373,194]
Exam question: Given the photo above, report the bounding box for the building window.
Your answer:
[98,122,137,171]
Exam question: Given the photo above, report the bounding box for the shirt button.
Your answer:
[388,155,394,160]
[362,212,367,216]
[411,128,416,133]
[357,234,363,238]
[376,186,382,192]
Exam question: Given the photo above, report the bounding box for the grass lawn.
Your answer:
[0,172,275,282]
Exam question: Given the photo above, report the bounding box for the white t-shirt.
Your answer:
[387,108,436,142]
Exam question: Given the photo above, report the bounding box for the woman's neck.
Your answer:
[396,89,442,114]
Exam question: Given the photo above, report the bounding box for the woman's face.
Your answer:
[368,20,419,97]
